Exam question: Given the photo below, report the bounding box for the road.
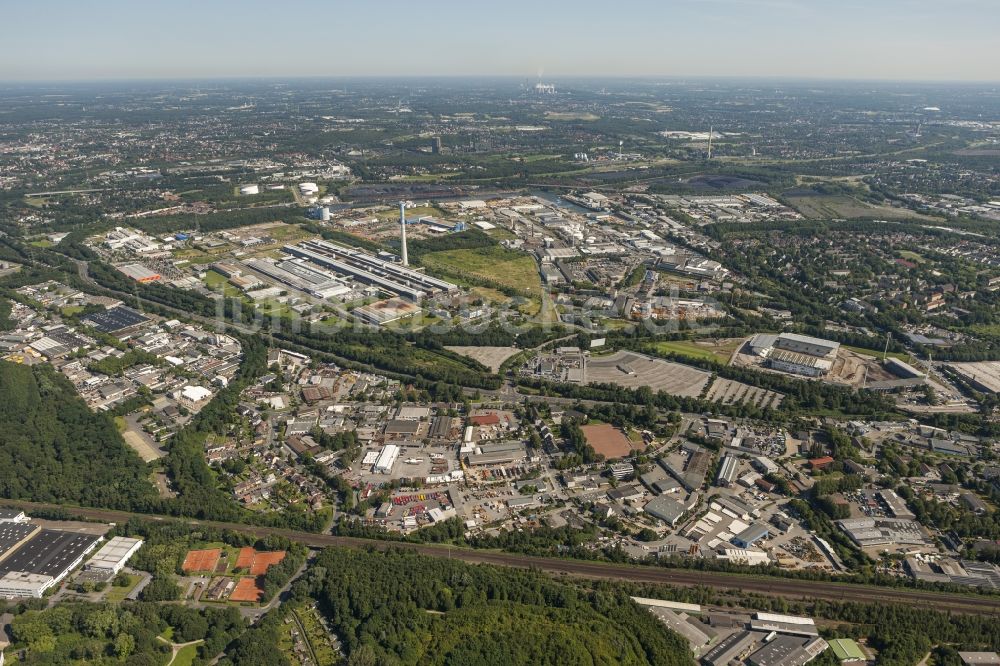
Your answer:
[4,499,999,616]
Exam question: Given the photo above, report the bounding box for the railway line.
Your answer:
[5,499,1000,615]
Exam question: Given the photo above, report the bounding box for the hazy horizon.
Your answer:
[2,0,999,83]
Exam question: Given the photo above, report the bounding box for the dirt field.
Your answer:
[581,424,636,460]
[122,429,163,462]
[585,351,710,397]
[445,346,520,372]
[829,349,894,387]
[704,377,784,409]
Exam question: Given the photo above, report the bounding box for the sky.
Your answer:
[1,0,998,82]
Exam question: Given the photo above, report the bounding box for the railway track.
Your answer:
[6,499,999,615]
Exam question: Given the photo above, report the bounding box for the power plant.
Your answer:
[399,201,409,266]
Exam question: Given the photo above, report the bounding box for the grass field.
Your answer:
[420,246,542,297]
[544,111,601,121]
[104,574,142,602]
[376,204,444,221]
[649,339,741,364]
[169,643,199,666]
[898,250,926,263]
[61,305,84,317]
[202,270,243,298]
[784,194,936,221]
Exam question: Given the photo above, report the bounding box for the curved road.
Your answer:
[6,499,999,616]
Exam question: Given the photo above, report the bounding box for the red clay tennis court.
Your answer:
[249,551,286,575]
[182,548,221,573]
[234,547,255,570]
[229,577,264,602]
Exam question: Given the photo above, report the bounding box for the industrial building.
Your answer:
[466,441,527,466]
[86,536,143,577]
[0,571,54,599]
[284,240,457,301]
[877,489,916,520]
[716,455,739,487]
[117,263,161,283]
[732,522,770,549]
[0,523,41,564]
[244,258,351,300]
[749,613,819,637]
[373,444,400,474]
[644,495,688,526]
[747,635,828,666]
[837,517,930,548]
[0,510,27,524]
[0,529,100,597]
[702,630,768,666]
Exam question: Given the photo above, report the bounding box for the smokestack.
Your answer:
[399,201,408,266]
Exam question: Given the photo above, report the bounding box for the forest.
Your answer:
[255,547,693,666]
[5,600,246,665]
[0,361,159,511]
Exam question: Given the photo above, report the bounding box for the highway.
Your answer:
[4,499,999,616]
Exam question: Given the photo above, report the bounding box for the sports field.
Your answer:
[581,423,636,459]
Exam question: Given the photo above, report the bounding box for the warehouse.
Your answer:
[117,262,161,283]
[0,530,100,590]
[82,306,149,334]
[644,495,688,526]
[750,612,819,637]
[877,489,916,520]
[85,536,143,577]
[373,444,400,474]
[0,571,54,599]
[716,455,740,487]
[0,510,27,524]
[836,517,931,548]
[244,258,350,300]
[466,441,527,466]
[285,240,458,299]
[702,630,767,666]
[747,635,828,666]
[0,523,41,564]
[732,522,771,548]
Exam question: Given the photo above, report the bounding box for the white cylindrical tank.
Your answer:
[320,207,331,221]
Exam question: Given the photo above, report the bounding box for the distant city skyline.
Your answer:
[2,0,998,82]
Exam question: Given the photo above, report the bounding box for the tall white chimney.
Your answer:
[399,201,408,266]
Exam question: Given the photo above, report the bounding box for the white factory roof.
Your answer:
[87,536,143,570]
[181,385,212,402]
